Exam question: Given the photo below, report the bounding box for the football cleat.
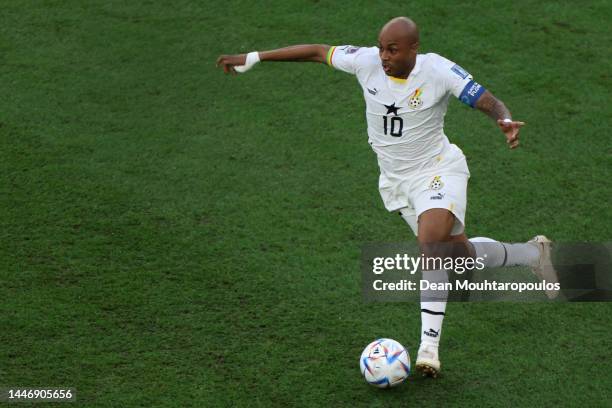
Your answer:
[529,235,559,299]
[415,343,440,378]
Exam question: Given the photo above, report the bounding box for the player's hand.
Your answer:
[497,119,525,149]
[216,54,247,75]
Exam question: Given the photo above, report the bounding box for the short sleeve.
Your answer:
[432,54,486,108]
[327,45,367,75]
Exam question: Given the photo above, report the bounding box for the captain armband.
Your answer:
[458,80,486,108]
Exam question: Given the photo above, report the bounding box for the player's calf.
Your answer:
[416,208,456,378]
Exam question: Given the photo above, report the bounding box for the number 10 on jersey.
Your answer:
[383,116,403,137]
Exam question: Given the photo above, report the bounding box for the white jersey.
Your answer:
[327,45,485,180]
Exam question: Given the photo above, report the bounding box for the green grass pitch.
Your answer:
[1,1,611,406]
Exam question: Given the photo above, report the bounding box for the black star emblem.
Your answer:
[384,102,400,116]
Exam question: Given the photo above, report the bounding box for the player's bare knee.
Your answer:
[418,210,454,243]
[417,229,451,246]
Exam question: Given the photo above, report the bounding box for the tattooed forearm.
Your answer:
[476,90,511,121]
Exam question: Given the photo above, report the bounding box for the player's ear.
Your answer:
[411,41,419,51]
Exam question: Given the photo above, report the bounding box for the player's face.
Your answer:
[377,37,418,78]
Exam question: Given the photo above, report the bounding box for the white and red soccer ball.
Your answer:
[359,338,410,388]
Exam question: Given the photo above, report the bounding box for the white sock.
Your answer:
[469,237,539,267]
[420,269,448,347]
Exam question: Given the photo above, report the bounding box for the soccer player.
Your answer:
[216,17,559,378]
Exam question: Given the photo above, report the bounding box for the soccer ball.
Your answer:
[360,338,410,388]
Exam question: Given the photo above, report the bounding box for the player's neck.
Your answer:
[389,60,416,81]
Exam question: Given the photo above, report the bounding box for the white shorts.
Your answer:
[378,143,470,236]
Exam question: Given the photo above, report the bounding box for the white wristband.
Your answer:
[234,51,260,73]
[502,118,512,124]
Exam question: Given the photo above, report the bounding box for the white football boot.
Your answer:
[529,235,560,299]
[415,343,440,378]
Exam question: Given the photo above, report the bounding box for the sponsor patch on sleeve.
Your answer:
[451,64,469,79]
[459,80,486,108]
[344,46,361,54]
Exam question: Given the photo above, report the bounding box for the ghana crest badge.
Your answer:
[408,88,423,109]
[429,175,443,190]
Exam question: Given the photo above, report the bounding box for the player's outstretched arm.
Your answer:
[475,90,525,149]
[216,45,330,75]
